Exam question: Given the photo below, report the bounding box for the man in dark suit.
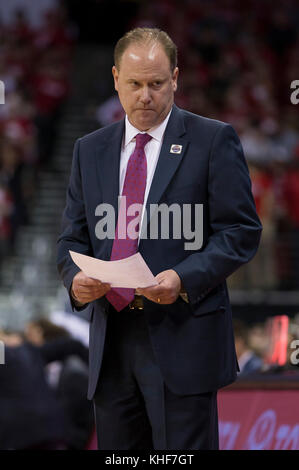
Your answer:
[0,331,89,449]
[57,28,262,450]
[233,319,263,376]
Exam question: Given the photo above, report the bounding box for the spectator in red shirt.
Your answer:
[30,59,69,165]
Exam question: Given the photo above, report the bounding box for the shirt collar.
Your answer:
[124,107,173,148]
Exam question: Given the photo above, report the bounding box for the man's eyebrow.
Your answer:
[127,77,166,83]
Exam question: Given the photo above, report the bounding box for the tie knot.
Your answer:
[135,133,152,149]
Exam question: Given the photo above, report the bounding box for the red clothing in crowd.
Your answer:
[250,170,273,218]
[0,186,13,240]
[30,72,69,115]
[1,117,35,143]
[282,170,299,227]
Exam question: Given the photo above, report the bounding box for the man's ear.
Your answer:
[172,67,179,92]
[112,65,119,92]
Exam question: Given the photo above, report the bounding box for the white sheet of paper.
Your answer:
[69,250,158,288]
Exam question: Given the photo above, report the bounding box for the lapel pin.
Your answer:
[170,144,182,154]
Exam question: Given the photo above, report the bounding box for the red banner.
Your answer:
[218,390,299,450]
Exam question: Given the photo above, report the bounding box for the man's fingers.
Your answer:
[75,286,110,295]
[73,284,111,303]
[77,283,110,293]
[137,286,166,305]
[77,278,106,287]
[155,272,167,283]
[137,286,163,296]
[73,284,110,295]
[72,272,111,303]
[74,271,108,287]
[137,270,181,305]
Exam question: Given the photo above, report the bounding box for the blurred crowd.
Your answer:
[233,314,299,377]
[0,316,94,450]
[96,0,299,290]
[0,3,75,257]
[1,311,299,449]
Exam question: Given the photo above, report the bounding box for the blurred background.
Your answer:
[0,0,298,450]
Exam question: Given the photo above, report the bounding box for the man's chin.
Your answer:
[131,110,162,130]
[132,118,155,131]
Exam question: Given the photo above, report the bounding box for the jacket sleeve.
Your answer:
[57,138,92,311]
[173,124,262,306]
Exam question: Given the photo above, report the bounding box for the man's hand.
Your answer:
[136,269,182,304]
[71,270,111,304]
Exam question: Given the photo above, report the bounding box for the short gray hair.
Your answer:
[114,27,177,71]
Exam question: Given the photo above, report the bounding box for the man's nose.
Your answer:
[139,87,151,104]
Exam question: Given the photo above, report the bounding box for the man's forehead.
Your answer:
[120,42,169,68]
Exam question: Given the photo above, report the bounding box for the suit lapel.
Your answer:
[96,119,124,257]
[140,105,189,238]
[96,120,124,210]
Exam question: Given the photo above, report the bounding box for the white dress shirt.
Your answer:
[119,109,172,242]
[119,110,172,202]
[118,108,188,302]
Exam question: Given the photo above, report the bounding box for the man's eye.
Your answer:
[153,82,161,87]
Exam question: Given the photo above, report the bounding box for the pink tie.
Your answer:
[106,133,152,311]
